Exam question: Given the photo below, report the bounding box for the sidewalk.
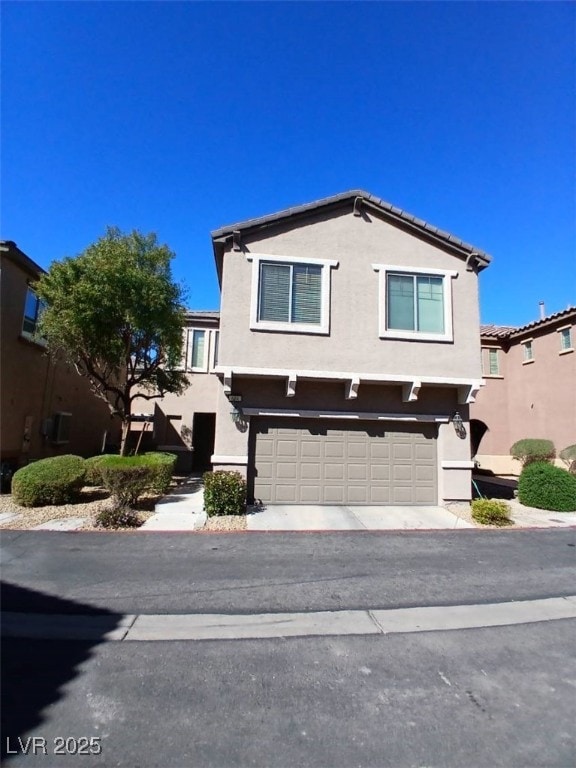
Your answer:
[139,475,207,531]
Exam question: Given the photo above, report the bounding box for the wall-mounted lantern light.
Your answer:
[226,393,243,424]
[451,411,467,439]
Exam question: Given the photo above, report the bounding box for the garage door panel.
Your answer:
[253,418,437,505]
[325,442,345,459]
[325,463,345,480]
[348,463,367,481]
[276,462,297,479]
[301,441,322,458]
[275,485,298,503]
[348,486,368,504]
[324,486,345,504]
[371,464,390,481]
[301,463,321,480]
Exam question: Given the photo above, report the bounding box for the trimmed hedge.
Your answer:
[510,438,555,466]
[559,444,576,472]
[12,455,86,507]
[85,455,107,486]
[518,461,576,512]
[203,471,246,516]
[97,452,177,506]
[471,499,512,526]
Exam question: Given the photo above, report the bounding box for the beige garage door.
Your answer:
[252,418,437,505]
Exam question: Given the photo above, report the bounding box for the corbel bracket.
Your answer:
[222,369,233,395]
[286,374,297,397]
[402,380,421,403]
[353,196,363,217]
[346,377,360,400]
[458,383,480,405]
[232,230,242,252]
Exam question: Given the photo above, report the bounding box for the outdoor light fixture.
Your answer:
[226,393,243,425]
[451,411,467,439]
[230,404,243,424]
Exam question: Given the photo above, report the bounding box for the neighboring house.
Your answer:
[131,311,220,473]
[471,306,576,475]
[203,190,490,505]
[0,241,120,472]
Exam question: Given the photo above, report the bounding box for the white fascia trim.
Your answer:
[211,455,249,465]
[242,407,449,423]
[372,264,458,343]
[247,253,338,336]
[214,365,483,389]
[441,460,475,469]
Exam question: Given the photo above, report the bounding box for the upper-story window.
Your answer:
[522,339,534,363]
[178,327,219,372]
[372,264,457,342]
[559,327,573,353]
[248,254,338,335]
[190,329,207,370]
[482,347,500,376]
[22,287,46,342]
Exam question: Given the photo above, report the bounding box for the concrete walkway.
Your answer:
[247,504,474,531]
[139,475,207,531]
[3,595,576,642]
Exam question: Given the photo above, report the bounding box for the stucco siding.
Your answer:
[218,210,482,381]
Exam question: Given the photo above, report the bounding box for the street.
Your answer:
[2,529,576,767]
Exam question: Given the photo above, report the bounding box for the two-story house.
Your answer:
[206,190,490,506]
[471,306,576,475]
[0,240,120,473]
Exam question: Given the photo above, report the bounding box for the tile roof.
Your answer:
[211,189,491,269]
[481,306,576,339]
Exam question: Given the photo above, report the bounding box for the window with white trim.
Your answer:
[522,340,534,362]
[248,254,338,335]
[190,329,207,370]
[372,264,457,342]
[482,347,500,376]
[559,327,573,352]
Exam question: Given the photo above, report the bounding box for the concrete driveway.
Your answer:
[247,504,473,531]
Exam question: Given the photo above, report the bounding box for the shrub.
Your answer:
[518,462,576,512]
[95,503,142,529]
[510,438,555,466]
[12,455,86,507]
[96,452,176,506]
[471,499,512,526]
[559,444,576,473]
[85,455,107,486]
[203,471,246,516]
[142,452,177,494]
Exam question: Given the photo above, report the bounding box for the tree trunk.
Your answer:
[120,420,131,456]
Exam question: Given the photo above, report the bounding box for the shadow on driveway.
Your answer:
[1,582,121,762]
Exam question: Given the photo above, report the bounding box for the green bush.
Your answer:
[12,455,86,507]
[203,471,246,516]
[559,444,576,472]
[518,462,576,512]
[85,455,107,486]
[471,499,512,526]
[97,452,176,506]
[95,503,142,529]
[510,438,555,466]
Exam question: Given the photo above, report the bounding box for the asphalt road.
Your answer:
[2,528,576,767]
[2,528,575,615]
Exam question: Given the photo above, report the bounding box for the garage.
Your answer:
[251,418,437,505]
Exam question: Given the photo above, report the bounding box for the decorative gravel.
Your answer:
[203,515,247,532]
[0,488,155,531]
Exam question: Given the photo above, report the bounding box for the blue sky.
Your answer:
[2,2,574,326]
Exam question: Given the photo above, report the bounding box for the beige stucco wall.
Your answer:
[218,209,483,380]
[472,317,576,473]
[212,206,485,502]
[1,253,120,464]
